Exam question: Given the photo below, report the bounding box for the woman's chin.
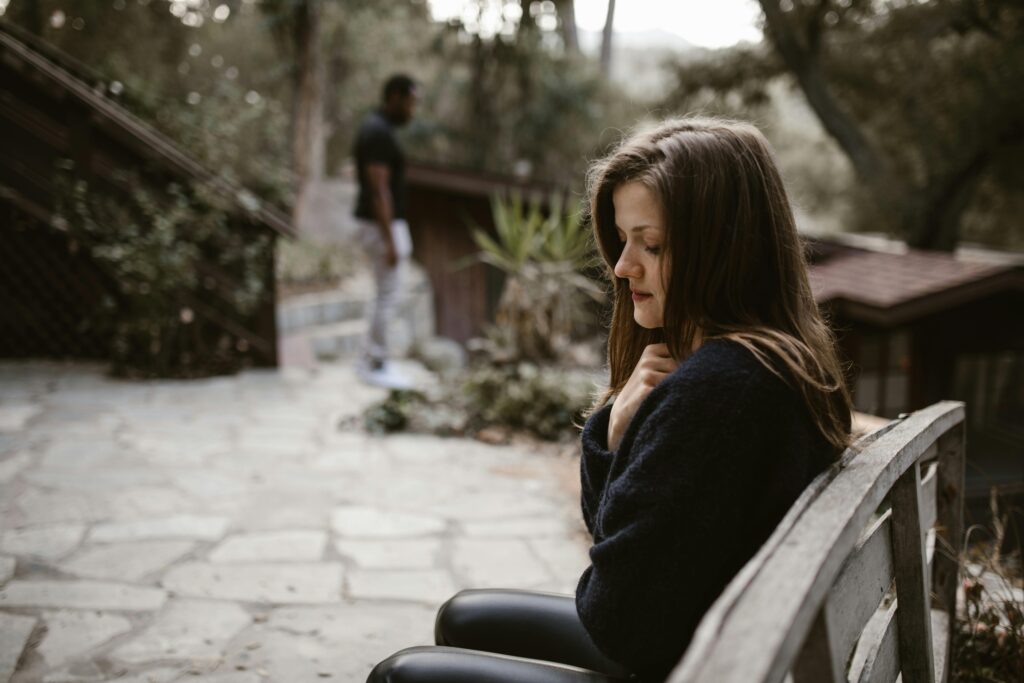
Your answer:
[633,313,662,330]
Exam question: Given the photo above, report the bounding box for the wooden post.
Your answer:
[931,421,965,680]
[792,607,844,683]
[891,460,936,683]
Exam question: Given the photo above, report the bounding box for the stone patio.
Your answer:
[0,361,589,682]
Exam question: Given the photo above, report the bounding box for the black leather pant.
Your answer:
[366,589,634,682]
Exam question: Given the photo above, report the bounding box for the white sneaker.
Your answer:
[356,359,415,391]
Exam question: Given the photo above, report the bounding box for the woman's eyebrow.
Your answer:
[614,224,659,233]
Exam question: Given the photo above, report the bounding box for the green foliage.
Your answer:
[662,0,1024,250]
[276,238,358,293]
[363,389,428,434]
[471,193,603,362]
[53,163,272,378]
[7,0,295,208]
[458,362,593,441]
[361,363,595,442]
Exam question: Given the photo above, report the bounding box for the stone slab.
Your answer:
[89,516,230,543]
[12,489,109,526]
[37,610,132,667]
[0,452,31,484]
[161,563,343,604]
[60,540,196,582]
[0,403,41,431]
[335,538,440,570]
[346,569,457,605]
[221,604,435,683]
[451,538,552,587]
[461,516,572,538]
[0,524,86,560]
[105,668,181,683]
[41,661,105,682]
[0,556,14,586]
[209,531,326,563]
[528,537,590,583]
[0,580,167,611]
[112,599,252,664]
[185,674,260,683]
[330,506,446,538]
[0,612,37,683]
[107,487,196,518]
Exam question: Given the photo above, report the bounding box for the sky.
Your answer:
[428,0,764,49]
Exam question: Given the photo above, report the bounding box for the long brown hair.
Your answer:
[587,117,852,455]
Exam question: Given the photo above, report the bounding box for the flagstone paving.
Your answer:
[0,362,590,682]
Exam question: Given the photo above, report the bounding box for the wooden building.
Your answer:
[405,161,567,343]
[0,23,292,371]
[808,238,1024,522]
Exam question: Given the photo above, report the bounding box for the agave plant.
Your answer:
[471,192,604,362]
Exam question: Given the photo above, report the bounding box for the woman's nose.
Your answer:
[614,246,641,280]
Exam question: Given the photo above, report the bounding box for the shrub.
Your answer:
[361,362,596,442]
[952,491,1023,682]
[470,193,604,363]
[53,163,273,378]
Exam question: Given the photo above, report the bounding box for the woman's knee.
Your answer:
[433,589,478,646]
[367,646,435,683]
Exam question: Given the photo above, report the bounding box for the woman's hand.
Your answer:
[608,343,679,451]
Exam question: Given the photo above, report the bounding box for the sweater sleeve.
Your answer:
[575,368,787,681]
[579,404,615,538]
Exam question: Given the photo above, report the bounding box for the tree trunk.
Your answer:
[759,0,887,183]
[600,0,616,78]
[555,0,579,54]
[909,127,1023,251]
[291,0,324,186]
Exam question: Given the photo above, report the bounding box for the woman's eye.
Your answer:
[645,245,662,255]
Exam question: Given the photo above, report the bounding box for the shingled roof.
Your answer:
[808,244,1024,326]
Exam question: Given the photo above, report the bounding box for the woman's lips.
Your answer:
[631,291,652,302]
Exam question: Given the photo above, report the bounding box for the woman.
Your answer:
[367,117,852,683]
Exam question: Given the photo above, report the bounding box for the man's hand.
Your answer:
[383,240,398,268]
[608,343,679,451]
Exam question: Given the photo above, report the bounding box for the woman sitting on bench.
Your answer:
[367,117,854,682]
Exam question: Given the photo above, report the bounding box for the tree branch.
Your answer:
[759,0,889,182]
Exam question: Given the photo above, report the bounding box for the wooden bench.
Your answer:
[670,400,965,683]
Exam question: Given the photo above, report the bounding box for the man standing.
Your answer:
[352,74,418,389]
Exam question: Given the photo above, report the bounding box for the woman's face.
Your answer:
[612,181,667,330]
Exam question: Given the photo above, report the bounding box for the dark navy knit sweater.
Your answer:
[576,339,834,682]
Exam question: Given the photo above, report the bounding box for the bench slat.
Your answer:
[890,461,936,683]
[791,608,844,683]
[849,603,950,683]
[920,461,938,534]
[824,510,894,668]
[851,601,899,683]
[669,401,963,683]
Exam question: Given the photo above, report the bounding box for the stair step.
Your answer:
[277,290,368,333]
[305,319,368,359]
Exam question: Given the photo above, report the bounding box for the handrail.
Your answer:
[0,24,294,238]
[670,400,965,683]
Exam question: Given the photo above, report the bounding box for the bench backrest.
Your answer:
[670,401,966,683]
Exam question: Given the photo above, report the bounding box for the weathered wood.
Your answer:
[672,419,901,678]
[929,609,950,683]
[825,510,894,666]
[850,602,899,683]
[920,461,938,533]
[791,608,844,683]
[930,422,964,682]
[890,461,935,683]
[670,401,963,683]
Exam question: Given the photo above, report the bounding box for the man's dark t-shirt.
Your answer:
[353,110,406,220]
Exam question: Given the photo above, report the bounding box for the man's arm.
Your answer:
[366,162,398,268]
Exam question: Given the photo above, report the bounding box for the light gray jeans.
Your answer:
[355,217,412,364]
